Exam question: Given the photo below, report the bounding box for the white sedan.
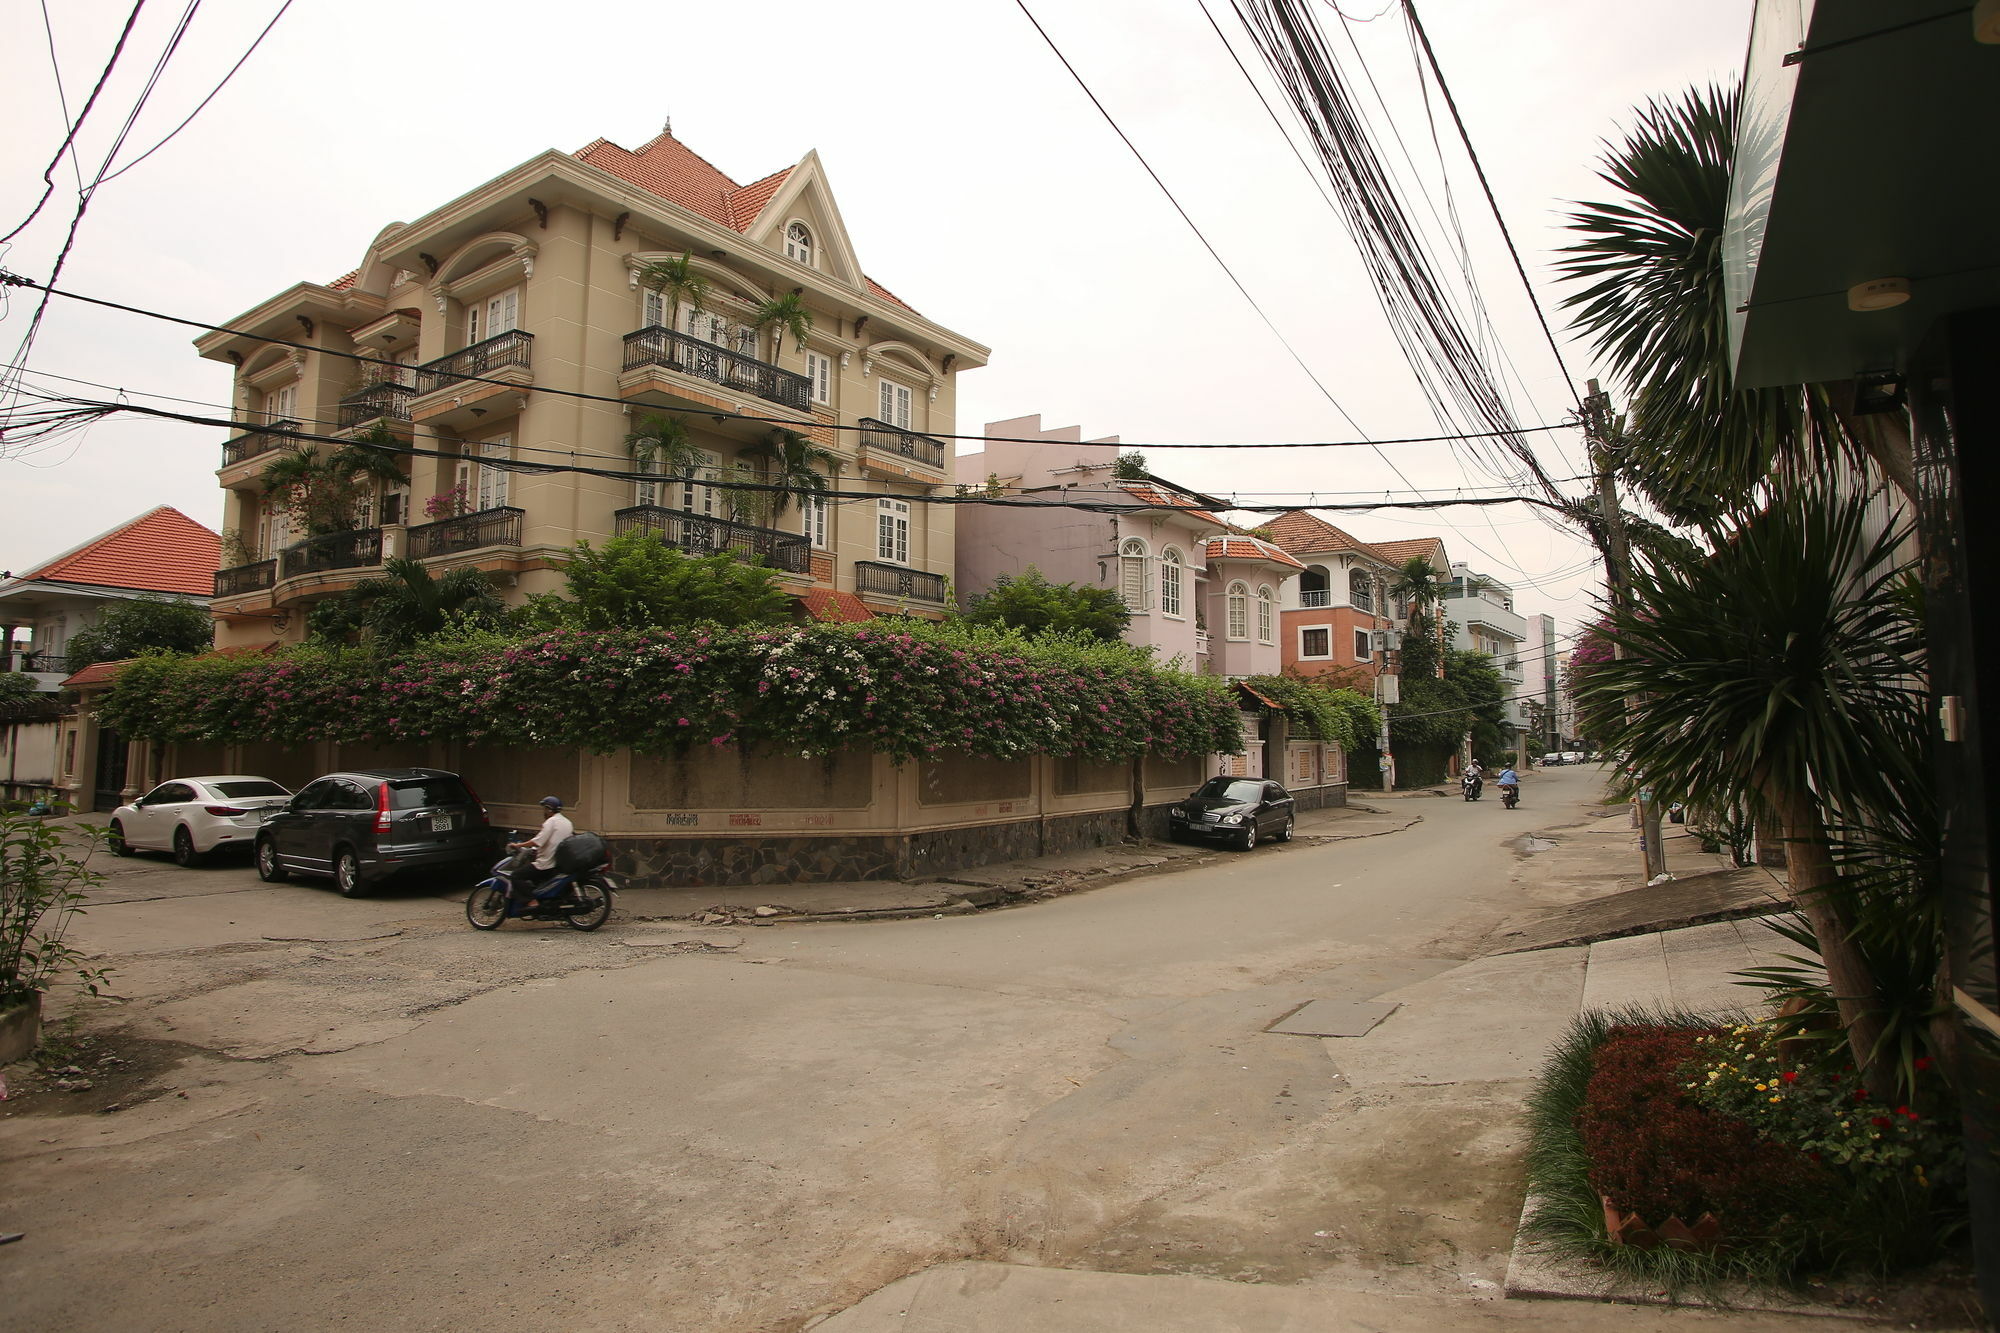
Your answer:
[109,775,294,866]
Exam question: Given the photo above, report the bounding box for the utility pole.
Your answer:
[1584,378,1668,883]
[1374,634,1400,792]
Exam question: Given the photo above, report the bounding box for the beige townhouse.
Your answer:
[198,125,989,645]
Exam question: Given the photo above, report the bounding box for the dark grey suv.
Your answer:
[255,767,495,896]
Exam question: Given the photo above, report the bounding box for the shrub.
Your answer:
[1578,1025,1833,1235]
[0,815,109,1007]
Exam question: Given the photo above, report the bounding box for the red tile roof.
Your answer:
[574,131,920,315]
[1204,535,1305,570]
[1119,482,1223,528]
[1370,536,1449,568]
[24,506,220,596]
[64,642,272,692]
[797,588,875,623]
[327,269,359,290]
[1264,511,1448,573]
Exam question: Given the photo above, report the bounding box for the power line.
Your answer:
[2,0,149,246]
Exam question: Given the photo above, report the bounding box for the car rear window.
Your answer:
[388,778,473,810]
[211,780,289,798]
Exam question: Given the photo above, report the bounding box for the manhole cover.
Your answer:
[1264,999,1400,1038]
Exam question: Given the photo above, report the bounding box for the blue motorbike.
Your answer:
[465,832,616,931]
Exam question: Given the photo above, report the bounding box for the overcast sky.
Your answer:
[0,0,1751,636]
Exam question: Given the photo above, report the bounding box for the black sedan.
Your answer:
[1167,777,1297,850]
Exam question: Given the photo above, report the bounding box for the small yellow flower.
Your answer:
[1769,1095,1782,1103]
[1755,1083,1768,1092]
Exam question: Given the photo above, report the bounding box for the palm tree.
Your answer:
[1574,485,1927,1098]
[1556,84,1867,525]
[635,252,709,334]
[747,427,838,516]
[261,435,409,535]
[336,557,503,651]
[624,412,703,476]
[749,290,813,362]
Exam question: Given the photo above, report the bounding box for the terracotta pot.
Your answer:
[0,992,44,1065]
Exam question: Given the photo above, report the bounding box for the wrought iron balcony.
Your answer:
[1299,589,1332,609]
[221,420,299,467]
[614,506,810,574]
[279,528,383,581]
[854,560,947,604]
[858,418,946,469]
[622,325,812,412]
[405,506,524,559]
[414,330,534,395]
[17,651,72,674]
[338,381,416,430]
[214,560,277,597]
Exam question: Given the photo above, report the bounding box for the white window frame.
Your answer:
[878,378,913,429]
[804,351,833,406]
[634,456,664,509]
[465,286,519,346]
[262,381,297,425]
[1226,581,1249,641]
[1257,585,1275,644]
[786,221,815,268]
[1119,538,1149,612]
[876,498,910,564]
[1159,547,1183,618]
[1298,626,1332,660]
[642,286,678,332]
[680,449,722,518]
[802,493,829,549]
[1354,629,1373,661]
[457,435,514,512]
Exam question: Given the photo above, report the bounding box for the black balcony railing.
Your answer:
[17,651,72,674]
[279,528,383,581]
[854,560,947,603]
[414,330,534,395]
[613,506,810,573]
[222,420,300,467]
[214,560,277,597]
[858,418,946,469]
[405,506,524,559]
[338,381,416,430]
[621,325,813,412]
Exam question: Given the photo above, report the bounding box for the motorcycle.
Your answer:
[1499,783,1520,810]
[465,832,616,932]
[1461,772,1483,801]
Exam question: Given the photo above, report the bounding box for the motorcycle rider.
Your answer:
[1497,766,1520,805]
[507,795,574,907]
[1461,761,1483,800]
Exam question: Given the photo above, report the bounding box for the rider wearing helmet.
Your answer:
[507,795,574,905]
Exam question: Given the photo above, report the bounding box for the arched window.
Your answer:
[1349,568,1375,613]
[1119,538,1149,610]
[1160,547,1183,617]
[1226,581,1249,640]
[1257,585,1275,644]
[786,222,814,268]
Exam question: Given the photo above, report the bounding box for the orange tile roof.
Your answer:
[25,506,220,596]
[797,588,875,623]
[1204,536,1305,570]
[574,131,920,315]
[1264,510,1374,558]
[1119,482,1223,528]
[64,642,271,692]
[1370,536,1449,567]
[327,269,359,290]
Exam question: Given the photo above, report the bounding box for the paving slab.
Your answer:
[1262,998,1399,1037]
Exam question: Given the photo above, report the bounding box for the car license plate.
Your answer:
[430,814,453,832]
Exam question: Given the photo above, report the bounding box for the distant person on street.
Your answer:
[1497,766,1519,796]
[508,795,574,906]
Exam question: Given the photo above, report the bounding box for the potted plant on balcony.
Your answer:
[749,290,813,363]
[636,252,710,333]
[0,814,108,1064]
[261,432,409,536]
[625,413,708,483]
[747,428,837,516]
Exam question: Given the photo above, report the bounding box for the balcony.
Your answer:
[414,330,534,395]
[214,560,277,597]
[621,326,812,413]
[279,528,383,581]
[614,506,810,574]
[854,560,947,604]
[15,651,71,674]
[221,420,299,467]
[405,507,524,559]
[338,381,416,432]
[1299,589,1332,609]
[858,418,946,470]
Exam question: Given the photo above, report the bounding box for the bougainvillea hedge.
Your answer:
[96,623,1246,763]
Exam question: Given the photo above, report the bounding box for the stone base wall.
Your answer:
[1291,782,1349,812]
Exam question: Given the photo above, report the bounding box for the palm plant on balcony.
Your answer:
[624,412,705,478]
[260,433,409,535]
[749,291,813,361]
[1387,555,1447,626]
[636,252,710,331]
[748,428,837,516]
[315,557,502,650]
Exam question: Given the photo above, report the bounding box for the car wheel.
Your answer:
[1275,815,1294,843]
[333,847,370,898]
[255,836,290,882]
[465,882,508,931]
[172,826,205,868]
[108,820,135,857]
[1240,823,1259,851]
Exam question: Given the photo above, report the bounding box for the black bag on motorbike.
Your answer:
[553,831,608,873]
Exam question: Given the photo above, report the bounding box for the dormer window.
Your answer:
[786,222,814,268]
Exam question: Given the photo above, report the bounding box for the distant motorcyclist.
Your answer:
[507,795,574,906]
[1497,767,1520,805]
[1461,766,1483,801]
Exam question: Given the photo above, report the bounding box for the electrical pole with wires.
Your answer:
[1583,378,1667,883]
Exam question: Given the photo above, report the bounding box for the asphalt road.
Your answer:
[4,767,1620,1331]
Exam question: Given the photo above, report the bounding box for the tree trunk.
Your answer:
[1771,784,1894,1096]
